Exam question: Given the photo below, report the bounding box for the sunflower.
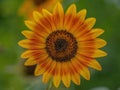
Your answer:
[18,2,107,88]
[19,0,63,18]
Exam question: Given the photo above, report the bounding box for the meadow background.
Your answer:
[0,0,120,90]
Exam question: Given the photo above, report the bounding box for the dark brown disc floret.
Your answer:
[46,30,78,62]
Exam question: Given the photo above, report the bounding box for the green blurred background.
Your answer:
[0,0,120,90]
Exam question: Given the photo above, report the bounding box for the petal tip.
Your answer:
[86,75,90,80]
[53,80,61,88]
[24,20,36,30]
[33,10,42,22]
[18,40,23,46]
[34,69,40,76]
[82,9,87,13]
[98,66,102,71]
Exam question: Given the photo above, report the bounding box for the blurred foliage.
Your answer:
[0,0,120,90]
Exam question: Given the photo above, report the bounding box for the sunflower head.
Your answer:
[19,0,63,18]
[18,2,107,88]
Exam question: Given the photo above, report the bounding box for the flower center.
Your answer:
[46,30,78,62]
[33,0,47,6]
[55,39,68,52]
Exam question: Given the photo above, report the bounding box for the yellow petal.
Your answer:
[21,30,33,39]
[73,18,96,40]
[42,71,51,83]
[80,65,90,80]
[90,28,104,38]
[43,61,57,83]
[76,28,105,41]
[92,49,107,58]
[78,38,107,48]
[62,62,71,88]
[53,2,64,29]
[24,58,37,66]
[42,9,54,30]
[84,18,96,30]
[76,54,102,71]
[21,49,47,59]
[88,60,102,71]
[33,11,42,22]
[42,9,52,17]
[68,61,80,85]
[53,62,61,88]
[42,60,56,83]
[77,9,87,22]
[18,39,45,49]
[21,50,32,58]
[69,9,87,33]
[71,59,90,80]
[53,2,64,15]
[18,39,30,48]
[33,10,52,33]
[24,20,36,30]
[66,4,76,15]
[34,58,52,76]
[62,74,71,88]
[64,4,76,31]
[34,64,45,76]
[95,38,107,48]
[71,73,80,85]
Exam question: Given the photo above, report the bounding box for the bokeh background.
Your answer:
[0,0,120,90]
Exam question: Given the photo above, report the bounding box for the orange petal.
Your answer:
[75,18,96,37]
[76,54,102,71]
[77,28,105,41]
[18,39,45,49]
[34,58,52,76]
[53,2,64,29]
[77,29,105,42]
[21,49,47,59]
[42,9,55,31]
[42,60,56,83]
[33,12,52,34]
[77,47,95,57]
[53,62,61,88]
[76,54,101,70]
[64,4,76,30]
[77,47,107,58]
[78,38,107,48]
[34,64,45,76]
[71,59,90,80]
[70,9,87,33]
[68,62,80,85]
[61,62,71,88]
[41,9,56,31]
